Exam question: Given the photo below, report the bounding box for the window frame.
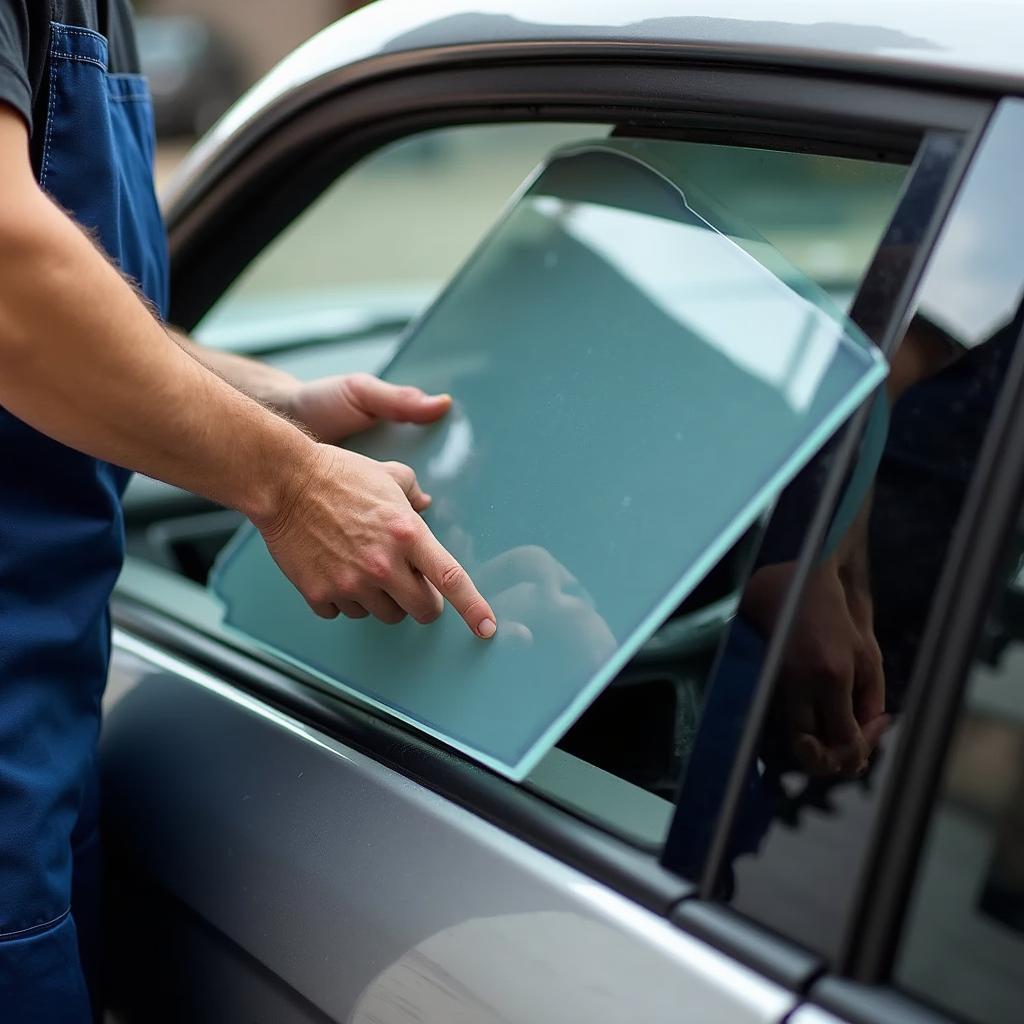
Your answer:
[671,127,981,904]
[824,223,1024,1020]
[842,98,1024,984]
[164,60,986,329]
[116,44,997,987]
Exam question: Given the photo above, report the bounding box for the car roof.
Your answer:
[167,0,1021,210]
[256,0,1024,93]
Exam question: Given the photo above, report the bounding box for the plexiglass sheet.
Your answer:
[211,139,887,779]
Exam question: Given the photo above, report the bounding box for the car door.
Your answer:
[101,19,1007,1024]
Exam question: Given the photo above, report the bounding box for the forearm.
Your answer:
[171,329,299,411]
[0,189,314,525]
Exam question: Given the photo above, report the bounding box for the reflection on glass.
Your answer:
[898,508,1024,1024]
[212,139,885,779]
[533,191,838,411]
[682,101,1024,960]
[916,102,1024,348]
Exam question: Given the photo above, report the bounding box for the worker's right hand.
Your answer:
[257,443,496,639]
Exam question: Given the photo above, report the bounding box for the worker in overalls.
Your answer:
[0,4,496,1019]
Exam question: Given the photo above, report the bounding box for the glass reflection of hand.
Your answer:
[743,556,889,777]
[474,546,616,669]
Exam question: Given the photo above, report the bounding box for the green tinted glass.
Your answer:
[211,139,887,779]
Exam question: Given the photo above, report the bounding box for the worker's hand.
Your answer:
[742,558,888,777]
[257,443,496,638]
[283,373,452,443]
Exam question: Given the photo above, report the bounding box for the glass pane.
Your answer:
[211,138,886,780]
[897,492,1024,1024]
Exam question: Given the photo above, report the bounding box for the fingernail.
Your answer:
[478,618,496,639]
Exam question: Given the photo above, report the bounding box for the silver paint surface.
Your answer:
[165,0,1023,209]
[103,632,794,1023]
[787,1008,850,1024]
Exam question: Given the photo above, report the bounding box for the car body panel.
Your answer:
[103,632,795,1023]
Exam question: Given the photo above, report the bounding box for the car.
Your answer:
[103,2,1024,1022]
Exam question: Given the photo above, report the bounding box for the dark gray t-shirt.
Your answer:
[0,1,139,171]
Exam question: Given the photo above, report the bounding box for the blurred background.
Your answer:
[141,0,902,326]
[138,0,372,179]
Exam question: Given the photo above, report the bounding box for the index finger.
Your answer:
[411,534,496,639]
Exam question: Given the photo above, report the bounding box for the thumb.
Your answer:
[347,375,452,424]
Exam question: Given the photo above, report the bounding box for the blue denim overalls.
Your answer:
[0,22,167,1022]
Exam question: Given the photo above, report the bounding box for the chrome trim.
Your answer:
[112,628,357,763]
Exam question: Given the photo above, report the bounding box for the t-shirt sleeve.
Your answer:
[0,1,32,128]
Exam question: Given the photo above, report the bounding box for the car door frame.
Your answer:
[808,150,1024,1024]
[688,99,1024,1023]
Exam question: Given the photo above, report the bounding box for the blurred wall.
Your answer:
[145,0,371,83]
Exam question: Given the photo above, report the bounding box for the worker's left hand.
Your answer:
[282,373,452,443]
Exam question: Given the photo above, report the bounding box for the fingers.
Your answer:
[854,638,886,724]
[308,597,369,620]
[309,600,340,620]
[812,657,870,775]
[336,599,369,619]
[860,713,890,750]
[346,374,452,425]
[788,699,835,775]
[411,533,496,639]
[382,461,431,512]
[278,444,491,634]
[793,732,834,776]
[793,730,864,777]
[311,577,439,627]
[387,570,444,625]
[359,590,407,625]
[786,663,867,776]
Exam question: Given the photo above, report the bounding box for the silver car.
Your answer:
[104,3,1024,1022]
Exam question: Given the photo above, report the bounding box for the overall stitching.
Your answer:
[53,25,108,48]
[41,23,116,186]
[50,52,106,71]
[39,57,56,188]
[0,907,71,943]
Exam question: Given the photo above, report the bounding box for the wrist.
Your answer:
[242,421,324,534]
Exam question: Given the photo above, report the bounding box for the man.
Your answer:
[0,2,496,1019]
